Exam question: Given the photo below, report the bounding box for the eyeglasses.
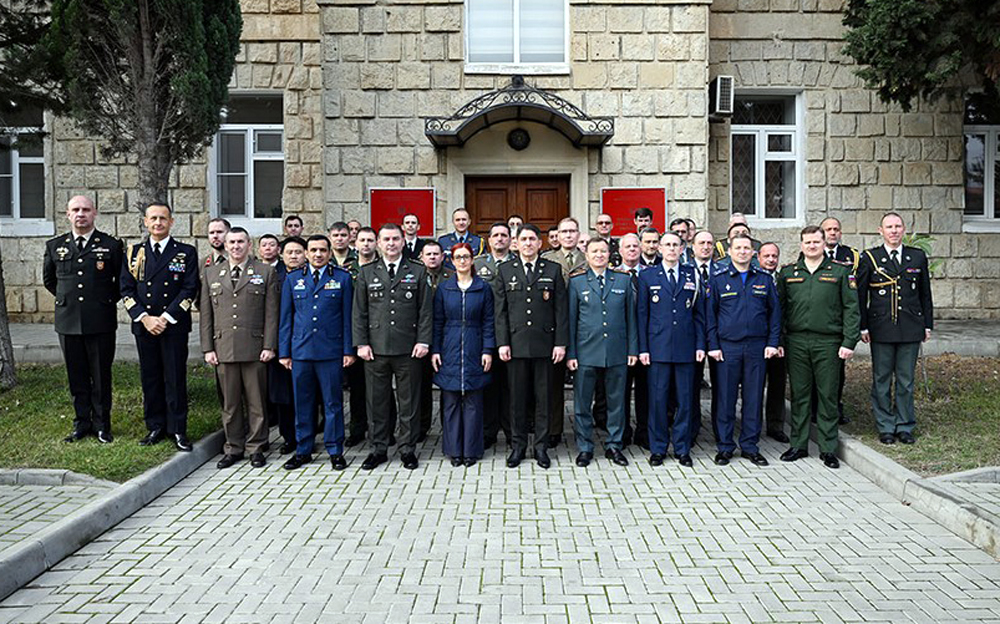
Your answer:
[452,254,473,261]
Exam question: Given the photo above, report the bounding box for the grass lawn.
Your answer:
[842,354,1000,478]
[0,363,220,483]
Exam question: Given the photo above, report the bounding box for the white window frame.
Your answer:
[729,92,805,229]
[0,125,53,237]
[207,123,284,237]
[464,0,570,75]
[962,125,1000,232]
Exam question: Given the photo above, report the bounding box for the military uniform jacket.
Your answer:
[43,230,124,335]
[473,252,513,287]
[542,247,588,284]
[401,237,427,262]
[438,231,484,259]
[856,245,933,343]
[279,264,354,361]
[199,260,280,362]
[826,244,860,273]
[494,257,568,358]
[567,269,637,368]
[706,266,781,350]
[777,257,860,349]
[353,258,433,355]
[332,249,361,279]
[637,263,706,363]
[120,238,199,336]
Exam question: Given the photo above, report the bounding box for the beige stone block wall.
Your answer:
[707,0,989,318]
[318,0,711,233]
[3,0,325,322]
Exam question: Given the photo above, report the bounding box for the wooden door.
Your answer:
[464,176,569,238]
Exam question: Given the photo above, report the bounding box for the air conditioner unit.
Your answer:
[708,75,734,121]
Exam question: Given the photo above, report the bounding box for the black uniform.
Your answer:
[120,237,200,436]
[401,238,427,262]
[43,230,124,437]
[494,257,568,455]
[475,253,514,446]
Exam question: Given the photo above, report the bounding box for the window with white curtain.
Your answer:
[963,94,1000,228]
[0,105,45,226]
[466,0,566,67]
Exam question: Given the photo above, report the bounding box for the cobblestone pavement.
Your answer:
[2,426,999,624]
[943,483,1000,519]
[0,483,113,552]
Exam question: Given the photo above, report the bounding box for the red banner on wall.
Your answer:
[369,188,436,236]
[599,187,667,236]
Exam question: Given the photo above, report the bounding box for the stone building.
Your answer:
[2,0,997,321]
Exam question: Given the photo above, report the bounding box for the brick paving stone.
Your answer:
[2,397,1000,623]
[0,483,113,551]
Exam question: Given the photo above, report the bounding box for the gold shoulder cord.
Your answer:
[127,243,146,281]
[864,249,897,325]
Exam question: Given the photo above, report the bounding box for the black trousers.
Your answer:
[347,358,368,438]
[548,361,567,440]
[764,356,787,435]
[135,331,189,435]
[483,359,511,443]
[625,363,649,446]
[59,332,116,433]
[508,357,552,453]
[419,358,442,437]
[691,358,719,444]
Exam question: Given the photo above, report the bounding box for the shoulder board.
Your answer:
[569,268,587,278]
[610,268,628,275]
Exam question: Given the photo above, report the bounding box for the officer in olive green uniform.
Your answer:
[475,223,515,447]
[777,226,860,469]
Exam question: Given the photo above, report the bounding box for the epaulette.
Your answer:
[569,268,587,279]
[610,268,628,274]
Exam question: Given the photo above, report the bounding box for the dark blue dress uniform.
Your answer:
[43,230,124,438]
[706,266,781,456]
[438,231,484,268]
[567,268,637,455]
[120,237,199,437]
[279,264,354,457]
[637,263,705,460]
[690,259,728,445]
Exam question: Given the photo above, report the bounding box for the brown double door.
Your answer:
[464,176,569,238]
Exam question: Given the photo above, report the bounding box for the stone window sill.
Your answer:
[0,220,55,237]
[962,219,1000,233]
[464,63,570,76]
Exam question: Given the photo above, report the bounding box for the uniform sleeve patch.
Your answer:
[848,275,858,290]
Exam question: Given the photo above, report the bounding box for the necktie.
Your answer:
[526,262,535,282]
[668,269,677,291]
[76,236,85,251]
[231,266,240,288]
[597,273,605,292]
[152,242,162,261]
[890,249,899,270]
[313,269,321,283]
[629,268,637,281]
[700,264,709,284]
[388,263,396,281]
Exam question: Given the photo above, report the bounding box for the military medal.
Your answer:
[879,289,886,295]
[406,291,413,299]
[652,295,659,303]
[96,261,105,270]
[543,290,550,301]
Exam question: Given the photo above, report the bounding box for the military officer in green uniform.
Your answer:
[856,212,933,445]
[777,225,860,469]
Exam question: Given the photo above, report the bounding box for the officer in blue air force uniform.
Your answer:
[278,235,356,472]
[706,234,782,467]
[637,232,706,468]
[120,202,199,452]
[566,238,637,468]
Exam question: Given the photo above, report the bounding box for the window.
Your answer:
[730,94,802,224]
[209,94,283,225]
[963,94,1000,227]
[0,105,45,225]
[465,0,567,72]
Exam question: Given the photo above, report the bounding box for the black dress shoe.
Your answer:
[820,452,840,469]
[139,429,165,446]
[279,441,296,455]
[879,433,896,445]
[576,452,593,467]
[767,431,790,444]
[283,454,312,470]
[451,456,464,467]
[676,454,693,468]
[743,452,769,467]
[63,428,91,443]
[401,452,418,470]
[714,451,732,466]
[649,453,665,466]
[96,431,113,444]
[506,449,525,468]
[174,434,193,452]
[780,448,809,462]
[361,452,388,470]
[605,448,629,467]
[463,457,477,467]
[330,454,347,470]
[251,453,266,468]
[260,442,271,453]
[896,431,915,445]
[534,449,551,469]
[217,454,243,469]
[344,434,365,448]
[546,435,560,449]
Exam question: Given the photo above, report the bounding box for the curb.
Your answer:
[0,469,117,489]
[836,432,1000,559]
[0,430,224,602]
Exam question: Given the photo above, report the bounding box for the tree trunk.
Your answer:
[0,242,18,390]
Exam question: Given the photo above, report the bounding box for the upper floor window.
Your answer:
[466,0,567,71]
[730,94,802,225]
[0,105,45,222]
[209,94,283,224]
[963,94,1000,229]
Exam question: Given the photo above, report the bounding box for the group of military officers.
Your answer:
[45,195,933,472]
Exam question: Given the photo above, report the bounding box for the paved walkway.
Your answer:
[0,482,113,552]
[1,432,998,623]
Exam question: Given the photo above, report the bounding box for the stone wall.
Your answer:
[2,0,325,322]
[708,0,994,318]
[317,0,712,231]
